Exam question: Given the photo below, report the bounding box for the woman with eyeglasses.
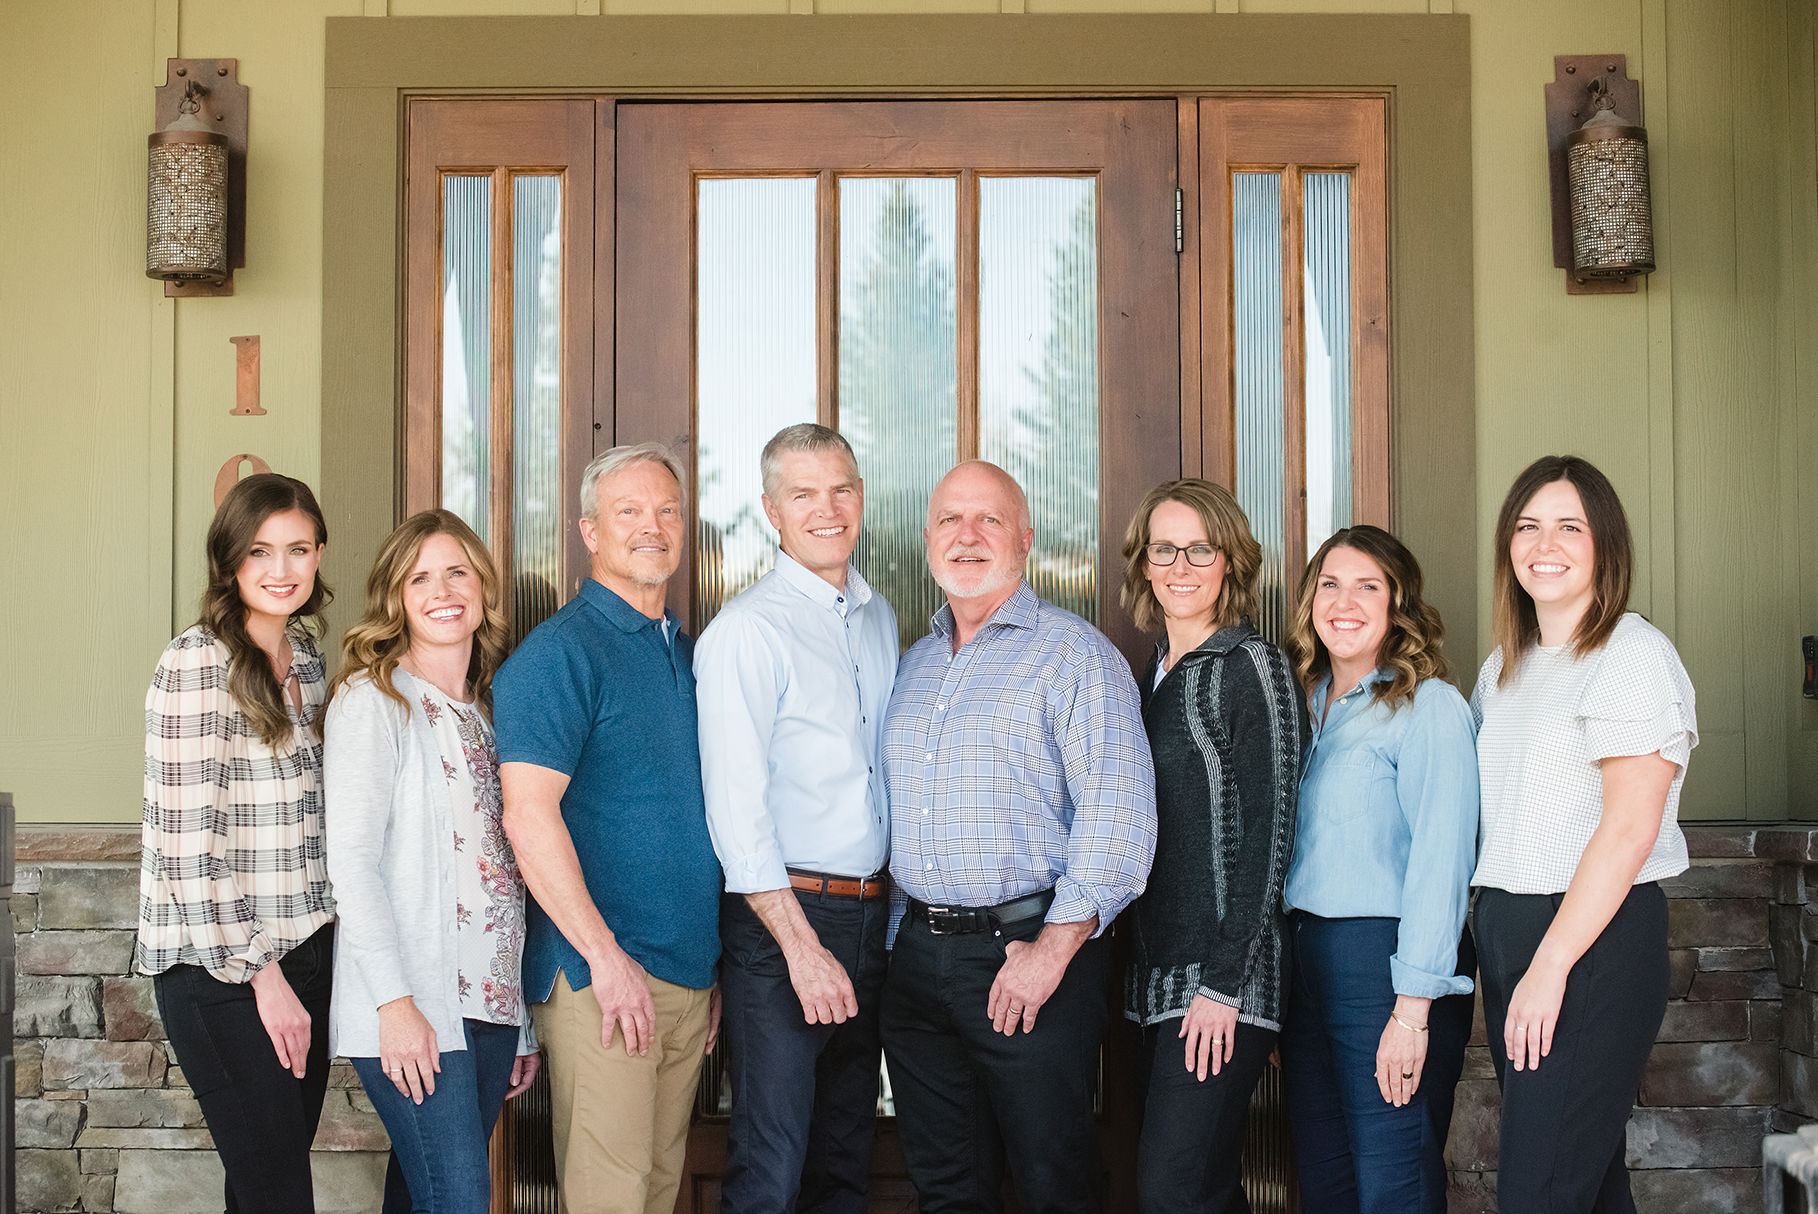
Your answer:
[1119,479,1309,1214]
[1278,525,1478,1214]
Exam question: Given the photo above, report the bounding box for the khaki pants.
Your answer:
[534,969,713,1214]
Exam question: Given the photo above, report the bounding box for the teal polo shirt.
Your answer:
[494,577,722,997]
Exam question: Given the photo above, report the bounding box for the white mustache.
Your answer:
[943,544,993,562]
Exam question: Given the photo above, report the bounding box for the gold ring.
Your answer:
[1401,1071,1413,1079]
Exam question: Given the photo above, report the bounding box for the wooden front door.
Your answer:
[612,99,1181,1214]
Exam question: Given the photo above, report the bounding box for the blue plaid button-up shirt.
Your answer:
[883,581,1157,940]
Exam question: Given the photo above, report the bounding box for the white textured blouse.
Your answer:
[324,670,534,1059]
[1471,613,1697,895]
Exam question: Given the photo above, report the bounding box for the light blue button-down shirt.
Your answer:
[883,581,1156,939]
[1283,671,1479,999]
[695,552,898,892]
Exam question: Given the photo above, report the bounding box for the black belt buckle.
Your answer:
[923,904,986,935]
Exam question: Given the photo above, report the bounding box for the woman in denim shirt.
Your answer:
[1279,525,1479,1214]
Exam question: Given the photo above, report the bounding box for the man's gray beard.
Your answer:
[930,559,1019,603]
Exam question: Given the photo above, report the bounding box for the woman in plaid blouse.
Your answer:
[135,472,337,1214]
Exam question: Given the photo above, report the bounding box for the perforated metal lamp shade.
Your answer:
[1565,108,1654,279]
[146,113,229,283]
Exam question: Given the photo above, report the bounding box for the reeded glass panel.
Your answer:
[1233,172,1287,643]
[511,175,562,646]
[979,177,1099,623]
[839,177,958,651]
[696,177,818,628]
[1303,172,1353,560]
[441,175,491,543]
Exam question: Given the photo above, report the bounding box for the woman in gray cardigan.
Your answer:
[325,510,539,1214]
[1119,479,1309,1214]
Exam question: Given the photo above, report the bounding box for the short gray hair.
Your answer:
[760,424,859,499]
[580,443,687,522]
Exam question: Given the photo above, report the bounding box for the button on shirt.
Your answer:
[1284,672,1480,999]
[884,581,1157,937]
[695,553,898,890]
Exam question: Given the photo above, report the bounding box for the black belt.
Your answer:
[908,889,1054,936]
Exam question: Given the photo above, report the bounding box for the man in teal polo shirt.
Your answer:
[498,443,723,1214]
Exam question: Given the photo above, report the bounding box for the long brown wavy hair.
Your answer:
[1119,479,1262,636]
[328,510,510,715]
[1284,525,1447,712]
[199,474,332,749]
[1491,455,1634,687]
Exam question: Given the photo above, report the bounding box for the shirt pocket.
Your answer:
[1305,748,1389,825]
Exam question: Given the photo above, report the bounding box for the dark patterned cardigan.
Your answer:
[1123,622,1309,1030]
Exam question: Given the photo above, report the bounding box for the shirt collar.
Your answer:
[929,579,1039,641]
[1155,619,1255,666]
[773,550,872,613]
[580,576,676,636]
[1310,666,1391,715]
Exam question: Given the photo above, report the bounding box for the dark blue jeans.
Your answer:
[352,1018,520,1214]
[153,921,335,1214]
[1280,915,1474,1214]
[719,889,889,1214]
[1134,1017,1277,1214]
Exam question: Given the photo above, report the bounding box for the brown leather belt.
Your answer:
[788,868,888,900]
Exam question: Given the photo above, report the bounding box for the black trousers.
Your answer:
[1133,1017,1275,1214]
[1475,884,1669,1214]
[719,890,890,1214]
[153,921,335,1214]
[880,910,1109,1214]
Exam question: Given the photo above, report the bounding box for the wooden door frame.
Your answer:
[322,11,1477,681]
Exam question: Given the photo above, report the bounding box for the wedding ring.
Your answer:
[1401,1071,1413,1079]
[390,1067,402,1075]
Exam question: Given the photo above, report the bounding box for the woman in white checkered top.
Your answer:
[1471,455,1697,1214]
[135,472,337,1214]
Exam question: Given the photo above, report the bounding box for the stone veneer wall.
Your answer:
[12,827,390,1214]
[11,824,1817,1213]
[1444,824,1818,1213]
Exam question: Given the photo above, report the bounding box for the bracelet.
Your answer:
[1390,1011,1429,1034]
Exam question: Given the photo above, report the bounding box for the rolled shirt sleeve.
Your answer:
[1388,680,1479,1000]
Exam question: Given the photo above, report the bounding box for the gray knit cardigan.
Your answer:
[1123,622,1309,1031]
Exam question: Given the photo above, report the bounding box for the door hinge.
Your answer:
[1175,188,1184,254]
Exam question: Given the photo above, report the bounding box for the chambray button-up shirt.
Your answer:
[695,553,898,891]
[883,581,1157,939]
[1283,671,1480,999]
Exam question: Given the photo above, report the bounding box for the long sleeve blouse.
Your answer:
[1283,672,1479,999]
[324,671,535,1059]
[135,625,335,983]
[1124,623,1309,1031]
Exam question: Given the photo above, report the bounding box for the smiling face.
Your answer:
[402,531,483,654]
[580,459,685,594]
[1142,499,1225,633]
[234,508,324,632]
[762,448,863,586]
[1510,478,1597,634]
[1312,545,1391,683]
[924,462,1032,603]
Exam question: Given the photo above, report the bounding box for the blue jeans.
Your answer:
[352,1018,520,1214]
[1280,915,1474,1214]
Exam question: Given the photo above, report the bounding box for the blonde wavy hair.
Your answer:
[328,510,510,714]
[1284,525,1447,712]
[1119,479,1261,635]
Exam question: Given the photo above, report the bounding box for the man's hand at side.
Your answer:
[987,918,1095,1036]
[745,887,858,1025]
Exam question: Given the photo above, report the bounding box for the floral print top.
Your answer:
[417,682,525,1027]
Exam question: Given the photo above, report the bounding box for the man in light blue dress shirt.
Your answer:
[695,424,899,1214]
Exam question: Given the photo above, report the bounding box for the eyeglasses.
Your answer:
[1144,543,1219,567]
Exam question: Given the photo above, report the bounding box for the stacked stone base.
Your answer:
[12,830,390,1214]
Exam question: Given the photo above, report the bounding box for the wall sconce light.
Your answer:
[147,59,248,298]
[1545,55,1653,295]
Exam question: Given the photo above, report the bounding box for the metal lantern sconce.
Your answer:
[147,59,248,297]
[1545,55,1654,295]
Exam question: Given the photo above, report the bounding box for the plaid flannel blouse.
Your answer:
[135,625,336,983]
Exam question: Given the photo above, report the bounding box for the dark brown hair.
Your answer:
[1491,455,1634,685]
[1284,525,1447,711]
[1119,479,1261,635]
[199,474,331,748]
[328,510,510,715]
